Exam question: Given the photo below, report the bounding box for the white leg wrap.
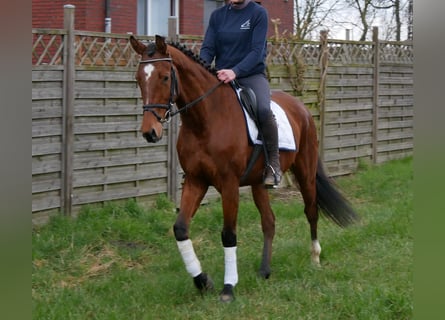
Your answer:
[311,240,321,265]
[224,246,238,286]
[176,239,202,277]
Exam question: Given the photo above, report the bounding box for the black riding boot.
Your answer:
[261,112,282,188]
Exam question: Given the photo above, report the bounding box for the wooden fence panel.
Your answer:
[376,63,414,163]
[70,69,170,213]
[322,65,375,175]
[32,69,64,223]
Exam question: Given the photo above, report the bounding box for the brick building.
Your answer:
[32,0,294,38]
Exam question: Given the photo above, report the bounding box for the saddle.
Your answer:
[231,80,260,135]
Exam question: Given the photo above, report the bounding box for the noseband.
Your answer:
[138,57,224,123]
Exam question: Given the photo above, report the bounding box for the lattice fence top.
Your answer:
[74,34,139,67]
[32,29,413,67]
[33,31,65,66]
[32,30,143,67]
[326,41,374,64]
[380,41,414,63]
[323,40,414,65]
[267,40,321,65]
[177,35,204,55]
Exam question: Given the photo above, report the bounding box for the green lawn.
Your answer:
[32,157,413,319]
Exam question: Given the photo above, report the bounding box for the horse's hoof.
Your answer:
[193,272,214,293]
[311,260,322,268]
[259,270,271,279]
[259,266,271,279]
[219,284,235,303]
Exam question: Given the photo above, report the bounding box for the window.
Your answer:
[137,0,178,36]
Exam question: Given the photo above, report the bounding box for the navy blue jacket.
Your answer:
[200,1,268,78]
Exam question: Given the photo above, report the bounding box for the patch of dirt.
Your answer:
[269,172,303,203]
[269,186,303,203]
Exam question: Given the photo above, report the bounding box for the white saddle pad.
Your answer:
[242,101,296,151]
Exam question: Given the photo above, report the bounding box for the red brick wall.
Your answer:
[180,0,204,35]
[32,0,292,37]
[32,0,137,33]
[85,1,105,32]
[105,0,137,34]
[33,0,77,29]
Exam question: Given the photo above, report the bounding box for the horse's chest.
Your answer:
[177,139,231,176]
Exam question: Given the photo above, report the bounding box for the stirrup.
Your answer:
[264,164,281,189]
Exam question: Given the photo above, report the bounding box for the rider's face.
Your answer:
[231,0,246,5]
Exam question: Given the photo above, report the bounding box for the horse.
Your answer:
[129,35,359,302]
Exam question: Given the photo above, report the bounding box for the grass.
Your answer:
[32,157,413,319]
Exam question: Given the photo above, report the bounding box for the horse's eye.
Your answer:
[163,75,169,82]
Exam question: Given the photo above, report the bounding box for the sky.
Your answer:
[300,0,410,41]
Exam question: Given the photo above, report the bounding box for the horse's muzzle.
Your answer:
[142,129,161,143]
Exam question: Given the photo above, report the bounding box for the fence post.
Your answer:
[62,4,75,216]
[318,30,329,161]
[372,27,380,164]
[167,117,179,206]
[167,16,180,206]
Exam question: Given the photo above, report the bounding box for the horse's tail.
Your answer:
[316,159,360,227]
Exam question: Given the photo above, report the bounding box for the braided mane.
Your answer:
[169,42,218,77]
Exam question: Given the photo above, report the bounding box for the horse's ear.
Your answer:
[155,35,168,55]
[129,35,146,55]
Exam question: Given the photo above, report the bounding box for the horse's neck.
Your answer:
[175,62,235,126]
[177,83,232,128]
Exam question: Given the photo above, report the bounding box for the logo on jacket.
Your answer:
[240,19,251,30]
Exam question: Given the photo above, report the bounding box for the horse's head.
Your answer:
[130,35,178,143]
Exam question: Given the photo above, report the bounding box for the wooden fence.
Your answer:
[32,6,413,224]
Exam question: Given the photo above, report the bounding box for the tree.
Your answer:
[293,0,340,40]
[287,0,412,41]
[342,0,410,41]
[371,0,403,41]
[344,0,375,41]
[406,0,413,40]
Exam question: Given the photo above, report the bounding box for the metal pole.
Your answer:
[105,17,112,33]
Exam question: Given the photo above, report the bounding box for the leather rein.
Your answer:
[138,57,223,123]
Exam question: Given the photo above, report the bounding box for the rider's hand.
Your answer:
[217,69,236,83]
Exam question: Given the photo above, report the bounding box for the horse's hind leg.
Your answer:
[251,184,276,278]
[173,177,213,292]
[292,159,321,265]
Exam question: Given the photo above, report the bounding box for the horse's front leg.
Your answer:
[219,184,240,303]
[173,177,213,293]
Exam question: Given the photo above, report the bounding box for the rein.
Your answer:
[138,57,223,123]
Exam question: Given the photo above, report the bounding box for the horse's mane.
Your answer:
[168,42,218,77]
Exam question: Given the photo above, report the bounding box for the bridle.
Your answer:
[138,57,223,123]
[139,57,177,123]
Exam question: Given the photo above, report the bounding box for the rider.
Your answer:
[200,0,282,188]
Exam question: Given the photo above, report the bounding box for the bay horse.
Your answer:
[129,35,359,302]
